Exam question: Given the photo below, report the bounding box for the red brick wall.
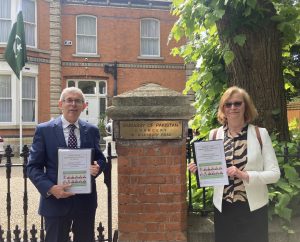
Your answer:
[61,4,185,97]
[117,141,187,241]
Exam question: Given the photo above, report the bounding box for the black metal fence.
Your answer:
[0,143,118,242]
[186,128,300,215]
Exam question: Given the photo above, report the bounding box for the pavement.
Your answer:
[0,157,118,239]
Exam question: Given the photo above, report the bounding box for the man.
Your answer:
[27,87,106,242]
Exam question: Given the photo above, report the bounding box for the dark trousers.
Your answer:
[44,208,96,242]
[214,201,268,242]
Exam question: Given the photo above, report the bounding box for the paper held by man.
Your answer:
[58,148,92,194]
[193,140,229,187]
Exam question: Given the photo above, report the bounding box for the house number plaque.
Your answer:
[119,120,183,140]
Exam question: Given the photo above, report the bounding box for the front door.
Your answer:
[67,79,107,126]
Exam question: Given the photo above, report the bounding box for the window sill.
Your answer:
[0,124,37,129]
[137,56,164,61]
[72,54,100,58]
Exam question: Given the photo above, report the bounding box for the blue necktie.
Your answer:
[68,124,77,148]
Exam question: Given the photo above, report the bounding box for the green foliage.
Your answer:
[268,120,300,225]
[170,0,300,134]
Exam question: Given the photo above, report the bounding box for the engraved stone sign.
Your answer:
[119,120,182,139]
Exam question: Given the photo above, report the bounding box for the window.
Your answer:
[140,18,160,57]
[0,0,36,46]
[76,15,97,55]
[0,72,36,124]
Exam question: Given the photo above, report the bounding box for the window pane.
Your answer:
[0,0,11,42]
[0,99,12,122]
[23,76,35,98]
[78,81,96,94]
[25,23,35,46]
[99,82,106,94]
[0,75,11,97]
[77,36,96,53]
[22,100,35,122]
[22,76,35,122]
[23,0,35,46]
[23,0,35,23]
[68,80,75,87]
[99,97,106,116]
[77,16,96,35]
[0,75,12,122]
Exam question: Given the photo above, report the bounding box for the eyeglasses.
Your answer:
[224,101,243,108]
[63,98,84,105]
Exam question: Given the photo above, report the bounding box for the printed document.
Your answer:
[193,140,229,187]
[58,148,92,194]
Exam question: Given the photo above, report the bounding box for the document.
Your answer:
[193,140,229,187]
[58,148,92,194]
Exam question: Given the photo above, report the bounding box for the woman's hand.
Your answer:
[187,162,198,174]
[227,166,249,182]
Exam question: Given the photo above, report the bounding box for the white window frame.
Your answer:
[140,18,160,57]
[0,0,37,47]
[76,15,97,55]
[0,61,38,126]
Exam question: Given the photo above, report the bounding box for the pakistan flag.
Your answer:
[4,9,27,80]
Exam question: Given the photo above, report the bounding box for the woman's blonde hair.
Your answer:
[217,86,258,125]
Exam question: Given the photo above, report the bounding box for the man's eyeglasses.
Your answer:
[224,101,243,108]
[63,99,84,105]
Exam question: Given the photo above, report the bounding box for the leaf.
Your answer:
[283,164,299,181]
[223,50,235,65]
[246,0,257,9]
[276,179,293,193]
[233,34,246,46]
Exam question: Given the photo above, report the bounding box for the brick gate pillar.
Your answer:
[107,84,194,242]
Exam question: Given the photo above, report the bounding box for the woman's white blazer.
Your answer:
[210,124,281,212]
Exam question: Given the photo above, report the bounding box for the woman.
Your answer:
[188,86,280,242]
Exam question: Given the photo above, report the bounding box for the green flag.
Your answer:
[4,10,27,80]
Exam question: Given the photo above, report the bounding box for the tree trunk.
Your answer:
[216,0,289,140]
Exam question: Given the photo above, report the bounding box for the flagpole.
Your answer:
[19,70,23,152]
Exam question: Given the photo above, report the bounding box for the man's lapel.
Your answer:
[53,117,67,147]
[79,119,88,148]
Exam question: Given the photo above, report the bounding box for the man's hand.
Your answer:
[90,161,100,177]
[48,184,75,199]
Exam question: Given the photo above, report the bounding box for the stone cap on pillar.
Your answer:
[106,83,194,120]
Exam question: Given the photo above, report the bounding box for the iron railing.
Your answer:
[186,128,300,215]
[0,143,117,242]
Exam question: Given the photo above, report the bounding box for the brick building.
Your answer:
[0,0,187,151]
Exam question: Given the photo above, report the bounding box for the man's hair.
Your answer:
[59,87,85,102]
[217,86,258,125]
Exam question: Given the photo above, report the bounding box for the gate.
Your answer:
[0,143,118,242]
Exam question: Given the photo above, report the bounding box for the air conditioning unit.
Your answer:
[64,40,72,46]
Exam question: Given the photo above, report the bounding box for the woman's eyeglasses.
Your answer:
[224,101,243,108]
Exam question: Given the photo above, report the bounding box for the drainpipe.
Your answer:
[104,61,118,96]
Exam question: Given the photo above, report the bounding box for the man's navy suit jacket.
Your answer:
[27,116,106,217]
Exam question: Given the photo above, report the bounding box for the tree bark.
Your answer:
[216,0,289,140]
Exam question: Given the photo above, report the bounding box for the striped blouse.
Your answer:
[223,124,248,203]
